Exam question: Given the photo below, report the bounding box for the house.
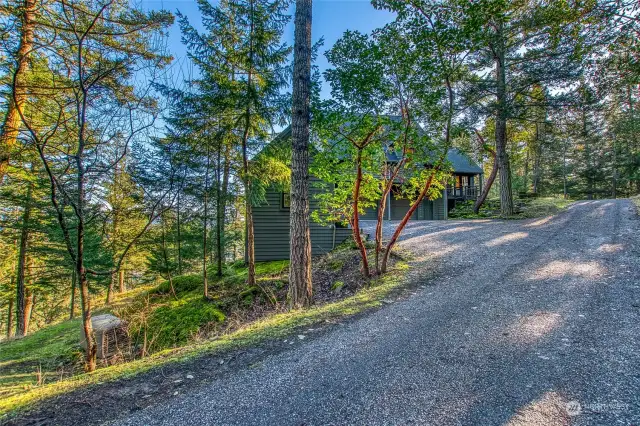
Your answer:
[252,126,483,261]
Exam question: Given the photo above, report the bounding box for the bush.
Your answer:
[155,274,203,295]
[141,296,225,351]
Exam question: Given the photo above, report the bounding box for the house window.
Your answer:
[282,192,291,209]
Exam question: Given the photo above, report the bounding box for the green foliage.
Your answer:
[155,275,203,295]
[449,197,572,219]
[330,281,345,291]
[143,297,225,350]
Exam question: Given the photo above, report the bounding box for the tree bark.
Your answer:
[494,21,514,216]
[473,131,498,214]
[15,175,33,337]
[243,0,257,287]
[0,0,36,182]
[381,172,437,273]
[288,0,313,308]
[176,191,182,275]
[351,150,370,277]
[69,270,76,319]
[203,145,211,298]
[118,269,125,293]
[23,289,34,334]
[6,296,13,339]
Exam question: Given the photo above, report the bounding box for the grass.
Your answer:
[631,195,640,212]
[449,196,573,219]
[0,257,410,419]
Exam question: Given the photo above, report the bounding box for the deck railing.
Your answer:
[446,185,479,200]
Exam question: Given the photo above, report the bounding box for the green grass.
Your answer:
[0,320,83,399]
[449,196,573,219]
[0,258,410,419]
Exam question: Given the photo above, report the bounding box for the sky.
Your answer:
[141,0,396,98]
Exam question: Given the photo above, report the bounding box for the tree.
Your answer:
[288,0,313,308]
[14,0,173,371]
[0,0,36,183]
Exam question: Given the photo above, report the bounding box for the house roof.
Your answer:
[269,124,483,175]
[445,147,483,174]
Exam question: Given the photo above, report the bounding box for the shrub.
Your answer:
[155,274,202,295]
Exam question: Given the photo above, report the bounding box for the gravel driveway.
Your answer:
[114,199,640,426]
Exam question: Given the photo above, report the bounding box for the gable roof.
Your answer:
[268,125,483,175]
[446,147,483,174]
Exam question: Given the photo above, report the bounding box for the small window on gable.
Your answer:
[282,192,291,209]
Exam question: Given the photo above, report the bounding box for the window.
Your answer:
[282,192,291,209]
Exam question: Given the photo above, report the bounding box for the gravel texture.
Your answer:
[113,199,640,426]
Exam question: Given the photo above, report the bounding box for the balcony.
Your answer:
[447,185,479,200]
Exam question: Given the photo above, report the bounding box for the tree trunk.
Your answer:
[217,145,230,277]
[351,150,370,277]
[0,0,36,182]
[107,272,116,304]
[203,146,210,298]
[563,137,568,199]
[15,175,32,337]
[69,270,76,319]
[494,22,514,216]
[243,0,257,287]
[118,269,125,293]
[161,214,176,297]
[375,182,391,275]
[6,296,13,339]
[381,172,437,273]
[176,191,182,275]
[23,289,34,334]
[288,0,313,308]
[473,131,498,214]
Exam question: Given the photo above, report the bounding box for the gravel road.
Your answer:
[113,199,640,426]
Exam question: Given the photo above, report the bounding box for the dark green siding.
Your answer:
[254,185,447,261]
[253,179,351,261]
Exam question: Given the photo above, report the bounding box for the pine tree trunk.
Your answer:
[118,269,125,293]
[203,180,209,298]
[217,146,230,277]
[494,25,514,216]
[288,0,313,308]
[69,270,76,319]
[77,120,96,372]
[23,289,34,334]
[176,191,182,275]
[6,296,13,339]
[244,0,257,287]
[0,0,36,182]
[107,272,116,304]
[15,176,32,337]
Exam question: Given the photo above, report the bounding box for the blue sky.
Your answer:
[141,0,396,98]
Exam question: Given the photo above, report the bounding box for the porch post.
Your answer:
[387,191,391,220]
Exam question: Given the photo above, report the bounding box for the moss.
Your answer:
[139,295,225,351]
[328,259,344,271]
[155,274,203,295]
[330,281,345,291]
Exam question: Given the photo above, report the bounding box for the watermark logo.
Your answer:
[566,400,582,416]
[565,400,629,417]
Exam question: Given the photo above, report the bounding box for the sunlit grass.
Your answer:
[449,196,573,219]
[0,260,409,419]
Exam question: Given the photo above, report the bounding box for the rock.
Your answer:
[297,335,306,340]
[186,374,194,379]
[80,314,128,359]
